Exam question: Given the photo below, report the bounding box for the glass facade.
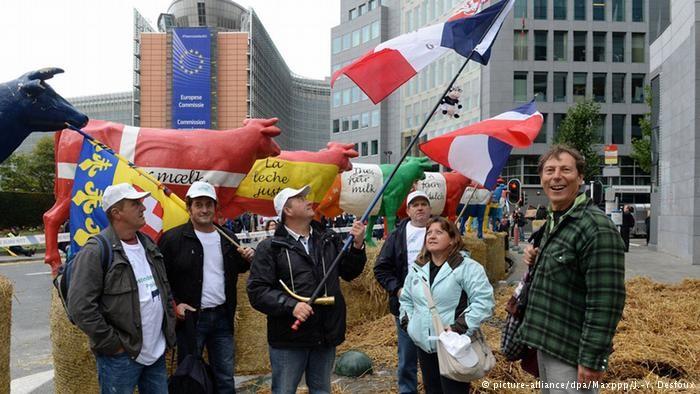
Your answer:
[534,72,547,102]
[593,32,606,62]
[535,30,548,60]
[553,31,567,61]
[553,72,567,102]
[574,31,586,61]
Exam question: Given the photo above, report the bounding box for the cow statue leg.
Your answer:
[43,198,70,273]
[365,215,378,247]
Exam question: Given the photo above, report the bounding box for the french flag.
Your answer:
[419,100,543,189]
[331,0,514,104]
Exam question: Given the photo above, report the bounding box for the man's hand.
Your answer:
[578,365,603,386]
[522,244,539,266]
[176,303,197,320]
[238,246,255,263]
[349,220,366,249]
[293,302,314,322]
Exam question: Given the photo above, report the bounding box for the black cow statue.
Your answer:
[0,68,88,163]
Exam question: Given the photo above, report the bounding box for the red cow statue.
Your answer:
[43,118,281,269]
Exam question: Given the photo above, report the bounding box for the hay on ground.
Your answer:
[235,272,271,375]
[0,275,12,394]
[342,243,389,329]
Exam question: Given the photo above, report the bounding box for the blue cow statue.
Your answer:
[0,68,88,163]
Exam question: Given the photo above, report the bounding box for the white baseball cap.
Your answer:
[102,183,150,211]
[186,181,217,201]
[407,190,430,206]
[274,185,311,218]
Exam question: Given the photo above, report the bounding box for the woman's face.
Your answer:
[425,222,453,255]
[268,221,277,231]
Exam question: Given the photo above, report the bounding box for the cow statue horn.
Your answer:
[26,67,64,81]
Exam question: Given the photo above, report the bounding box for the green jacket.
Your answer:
[514,194,625,371]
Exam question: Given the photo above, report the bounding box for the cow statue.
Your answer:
[396,171,471,221]
[230,142,359,217]
[0,68,88,163]
[43,118,281,269]
[457,183,492,238]
[316,156,434,246]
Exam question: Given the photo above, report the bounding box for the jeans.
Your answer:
[395,317,418,393]
[416,348,471,394]
[95,352,167,394]
[177,306,236,394]
[268,345,336,394]
[537,350,599,393]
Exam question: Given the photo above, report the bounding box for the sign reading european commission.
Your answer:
[172,28,211,129]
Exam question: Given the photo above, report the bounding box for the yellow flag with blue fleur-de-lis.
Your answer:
[69,138,189,256]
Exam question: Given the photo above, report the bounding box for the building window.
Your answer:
[405,105,413,128]
[514,0,527,18]
[612,114,625,144]
[351,115,360,130]
[369,0,376,10]
[406,10,414,31]
[371,109,380,127]
[371,21,380,39]
[514,71,528,102]
[632,33,645,62]
[632,114,644,139]
[534,114,548,143]
[349,8,358,20]
[535,30,548,60]
[553,31,567,61]
[333,92,341,107]
[342,34,351,50]
[593,73,606,103]
[332,119,340,133]
[197,2,206,26]
[632,0,644,22]
[612,32,625,62]
[573,72,587,102]
[342,118,349,131]
[361,112,370,128]
[514,30,528,60]
[332,37,341,54]
[361,142,368,156]
[534,72,548,102]
[342,89,351,105]
[371,140,378,155]
[574,31,587,61]
[354,143,359,152]
[554,72,567,102]
[612,73,625,103]
[593,32,606,61]
[553,0,567,19]
[362,25,371,43]
[352,87,361,103]
[352,30,361,47]
[593,0,605,21]
[554,113,567,140]
[534,0,547,19]
[612,0,625,21]
[596,115,606,143]
[359,4,366,15]
[632,74,645,103]
[574,0,586,20]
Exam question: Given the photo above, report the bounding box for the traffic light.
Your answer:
[507,179,521,205]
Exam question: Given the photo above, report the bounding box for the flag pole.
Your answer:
[291,1,514,331]
[64,123,242,249]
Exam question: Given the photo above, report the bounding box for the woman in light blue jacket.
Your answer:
[399,217,494,393]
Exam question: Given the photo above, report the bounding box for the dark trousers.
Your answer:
[417,348,471,394]
[621,228,630,252]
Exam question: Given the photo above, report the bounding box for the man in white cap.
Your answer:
[67,183,176,394]
[247,185,367,394]
[374,190,432,394]
[158,181,254,394]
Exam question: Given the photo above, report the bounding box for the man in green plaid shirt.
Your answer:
[515,145,625,393]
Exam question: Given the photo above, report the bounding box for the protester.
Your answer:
[264,219,278,234]
[159,181,254,393]
[516,145,625,392]
[399,217,494,393]
[247,185,367,394]
[621,205,635,253]
[645,211,651,246]
[67,183,176,394]
[373,190,431,393]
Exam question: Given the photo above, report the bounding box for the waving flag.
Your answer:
[69,138,189,255]
[331,0,514,104]
[419,100,543,189]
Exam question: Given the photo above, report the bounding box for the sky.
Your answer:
[0,0,339,98]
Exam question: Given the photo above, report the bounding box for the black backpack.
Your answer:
[53,234,113,324]
[168,312,215,394]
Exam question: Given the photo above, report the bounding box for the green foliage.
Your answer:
[0,192,55,228]
[553,100,602,181]
[630,86,652,173]
[0,135,55,193]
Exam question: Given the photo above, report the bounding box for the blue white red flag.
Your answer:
[330,0,514,104]
[419,100,543,189]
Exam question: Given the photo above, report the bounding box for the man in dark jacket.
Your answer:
[159,181,254,394]
[621,205,635,252]
[68,183,176,394]
[247,185,366,394]
[374,190,431,394]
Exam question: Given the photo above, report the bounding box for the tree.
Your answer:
[0,135,55,193]
[553,99,602,181]
[631,86,652,173]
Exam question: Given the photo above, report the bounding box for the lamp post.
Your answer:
[383,150,393,163]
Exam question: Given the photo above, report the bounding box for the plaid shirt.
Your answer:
[514,194,625,371]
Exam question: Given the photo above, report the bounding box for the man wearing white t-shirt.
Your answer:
[374,190,432,394]
[159,181,254,394]
[68,183,176,394]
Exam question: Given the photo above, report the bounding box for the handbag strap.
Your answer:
[413,265,445,332]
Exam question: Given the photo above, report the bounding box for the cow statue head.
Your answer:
[0,67,88,163]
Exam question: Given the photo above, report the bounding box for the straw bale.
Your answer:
[235,272,271,375]
[0,275,12,394]
[462,234,487,268]
[342,243,389,328]
[338,314,398,368]
[483,232,506,282]
[50,288,99,394]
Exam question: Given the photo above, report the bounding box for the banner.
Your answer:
[172,27,211,129]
